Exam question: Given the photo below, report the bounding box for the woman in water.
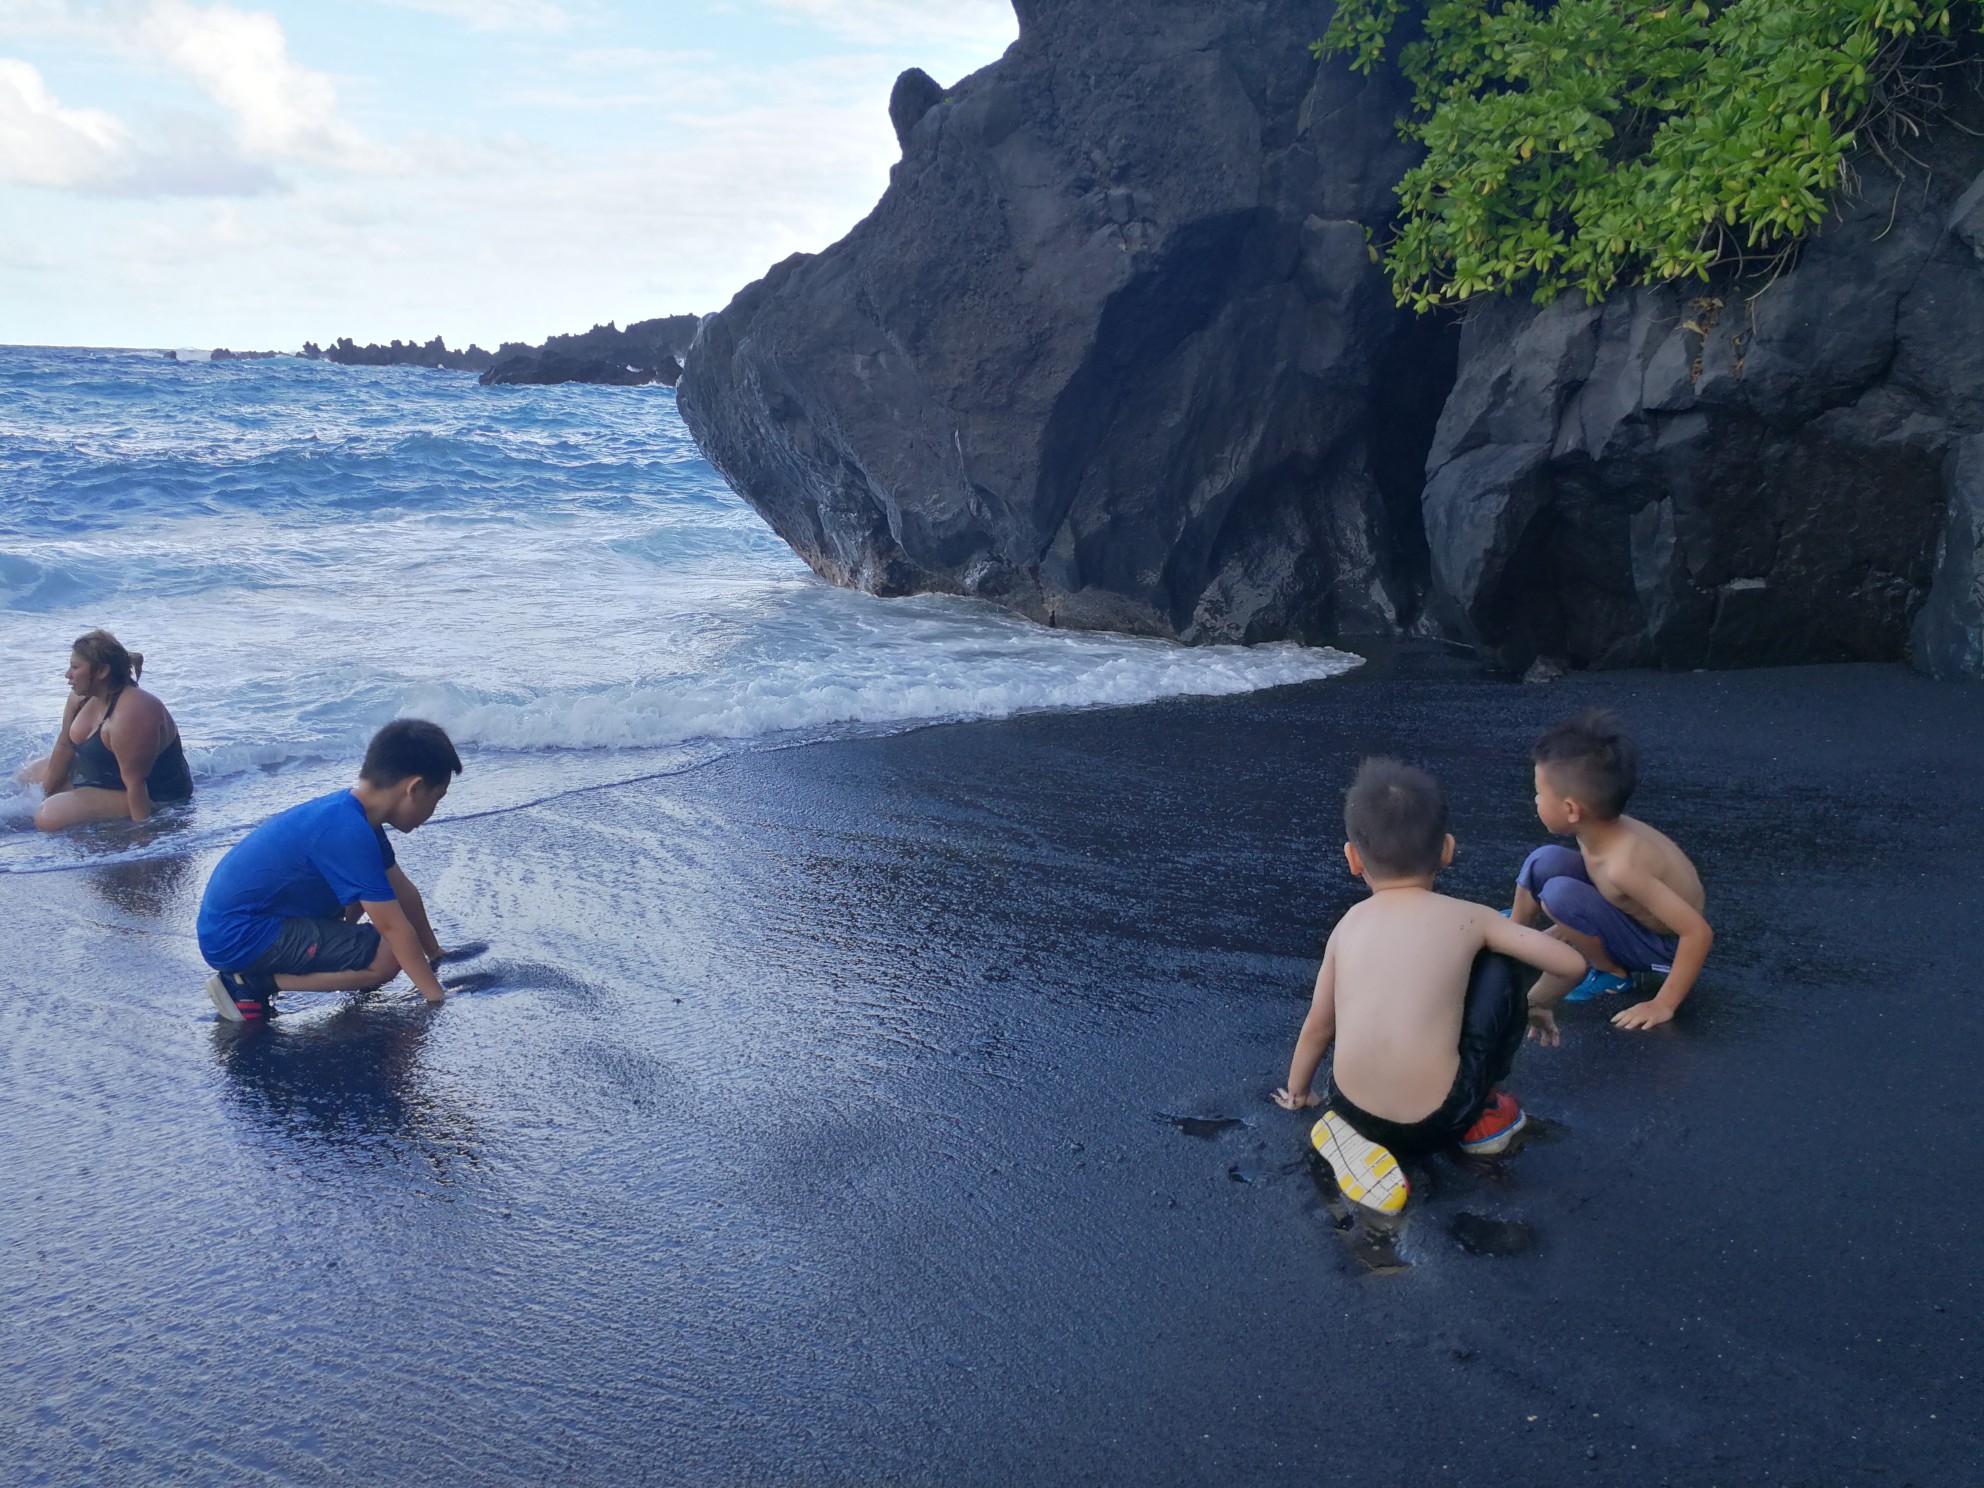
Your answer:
[20,629,193,831]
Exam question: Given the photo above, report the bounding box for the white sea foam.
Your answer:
[400,634,1359,753]
[0,345,1365,868]
[185,738,354,780]
[0,778,39,824]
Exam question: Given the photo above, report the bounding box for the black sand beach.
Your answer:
[4,661,1980,1486]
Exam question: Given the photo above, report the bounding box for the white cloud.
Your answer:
[0,0,1025,347]
[372,0,576,33]
[0,0,92,40]
[107,107,282,195]
[25,48,942,345]
[0,55,131,187]
[0,1,375,194]
[760,0,1016,52]
[130,0,374,168]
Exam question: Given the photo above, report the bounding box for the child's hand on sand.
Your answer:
[1611,999,1674,1031]
[1526,1005,1560,1047]
[1271,1087,1322,1111]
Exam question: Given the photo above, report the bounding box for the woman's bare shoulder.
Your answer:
[105,686,170,733]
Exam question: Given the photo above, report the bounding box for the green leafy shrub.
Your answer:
[1317,0,1980,309]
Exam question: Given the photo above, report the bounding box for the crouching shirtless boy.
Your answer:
[1273,758,1586,1215]
[1516,709,1713,1040]
[197,720,461,1022]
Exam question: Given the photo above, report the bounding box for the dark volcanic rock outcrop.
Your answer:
[1916,435,1984,677]
[1423,122,1984,676]
[305,336,495,372]
[479,316,699,387]
[297,317,699,386]
[679,0,1984,676]
[680,0,1452,643]
[888,68,945,150]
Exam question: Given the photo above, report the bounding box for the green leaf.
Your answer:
[1321,0,1983,307]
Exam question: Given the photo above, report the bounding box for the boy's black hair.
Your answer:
[1343,757,1449,879]
[361,719,463,789]
[1531,708,1638,819]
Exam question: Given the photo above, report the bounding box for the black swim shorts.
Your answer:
[236,915,382,992]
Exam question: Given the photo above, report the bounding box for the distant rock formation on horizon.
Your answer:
[292,316,701,387]
[478,316,700,387]
[302,336,496,372]
[209,348,280,361]
[677,0,1984,679]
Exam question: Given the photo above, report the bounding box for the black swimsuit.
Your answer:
[70,690,194,801]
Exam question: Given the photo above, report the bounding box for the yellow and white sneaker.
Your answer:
[1311,1110,1409,1215]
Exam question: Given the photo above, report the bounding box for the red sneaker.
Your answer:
[1459,1089,1527,1156]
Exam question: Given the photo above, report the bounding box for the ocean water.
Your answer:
[0,344,1359,872]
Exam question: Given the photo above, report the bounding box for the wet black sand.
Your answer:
[4,661,1980,1485]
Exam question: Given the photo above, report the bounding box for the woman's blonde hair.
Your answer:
[72,628,144,693]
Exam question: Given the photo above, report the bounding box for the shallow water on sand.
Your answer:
[0,345,1357,871]
[6,668,1982,1485]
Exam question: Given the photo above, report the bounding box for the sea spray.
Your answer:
[0,345,1359,869]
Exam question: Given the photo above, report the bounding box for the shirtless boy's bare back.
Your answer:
[1272,759,1586,1214]
[1302,887,1581,1124]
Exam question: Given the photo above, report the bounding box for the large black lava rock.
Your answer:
[680,0,1984,676]
[680,0,1454,643]
[1423,123,1984,676]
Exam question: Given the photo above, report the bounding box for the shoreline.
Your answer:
[0,640,1366,878]
[4,661,1979,1484]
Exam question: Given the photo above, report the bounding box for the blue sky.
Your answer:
[0,0,1017,348]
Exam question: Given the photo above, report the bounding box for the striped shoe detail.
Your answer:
[206,974,246,1023]
[1311,1110,1409,1215]
[206,972,267,1022]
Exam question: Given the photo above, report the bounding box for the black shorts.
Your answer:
[1327,952,1528,1157]
[238,916,382,989]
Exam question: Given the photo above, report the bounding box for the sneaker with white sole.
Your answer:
[1563,967,1632,1002]
[1311,1109,1410,1215]
[1459,1089,1528,1155]
[205,972,266,1023]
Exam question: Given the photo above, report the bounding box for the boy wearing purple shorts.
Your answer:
[1514,710,1714,1043]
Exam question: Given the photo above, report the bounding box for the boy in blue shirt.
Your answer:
[198,719,461,1022]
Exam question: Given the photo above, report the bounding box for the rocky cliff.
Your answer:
[678,0,1984,678]
[681,0,1452,643]
[479,316,699,387]
[1425,125,1984,678]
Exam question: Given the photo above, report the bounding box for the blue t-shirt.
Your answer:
[197,790,398,970]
